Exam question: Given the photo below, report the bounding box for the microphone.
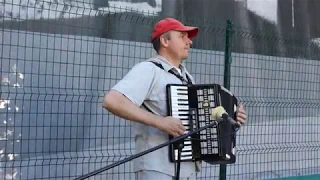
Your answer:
[211,106,240,128]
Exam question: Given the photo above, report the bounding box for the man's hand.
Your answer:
[155,116,186,137]
[236,104,247,126]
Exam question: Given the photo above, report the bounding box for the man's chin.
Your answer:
[181,57,188,61]
[181,55,189,60]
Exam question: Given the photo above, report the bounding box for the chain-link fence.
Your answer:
[1,1,320,180]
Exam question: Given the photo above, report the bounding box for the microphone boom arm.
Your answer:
[75,120,221,180]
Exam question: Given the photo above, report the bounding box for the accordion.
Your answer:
[166,83,238,164]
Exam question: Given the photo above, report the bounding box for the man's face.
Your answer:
[165,30,193,61]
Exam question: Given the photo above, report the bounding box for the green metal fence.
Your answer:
[1,1,320,180]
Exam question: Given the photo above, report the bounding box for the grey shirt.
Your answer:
[112,55,196,178]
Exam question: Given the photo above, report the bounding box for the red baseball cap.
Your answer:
[151,18,199,41]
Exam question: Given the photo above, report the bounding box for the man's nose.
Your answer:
[187,38,193,45]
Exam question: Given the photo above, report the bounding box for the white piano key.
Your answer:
[180,152,192,158]
[182,145,192,151]
[170,94,189,100]
[170,93,189,100]
[175,156,192,161]
[172,111,188,114]
[171,114,189,117]
[175,150,192,157]
[170,104,189,109]
[170,85,188,88]
[170,86,188,91]
[170,89,187,92]
[171,110,189,113]
[174,148,191,154]
[171,107,189,111]
[184,141,191,145]
[172,111,189,115]
[181,121,190,126]
[171,88,188,94]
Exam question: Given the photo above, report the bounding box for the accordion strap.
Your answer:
[148,61,193,84]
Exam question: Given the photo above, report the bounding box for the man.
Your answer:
[103,18,247,180]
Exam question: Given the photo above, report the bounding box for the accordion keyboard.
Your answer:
[169,85,194,161]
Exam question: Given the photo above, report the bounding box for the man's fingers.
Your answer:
[170,126,185,137]
[172,129,181,137]
[237,104,246,113]
[237,118,246,124]
[180,124,186,131]
[178,125,186,135]
[237,112,247,120]
[237,116,246,124]
[172,132,179,137]
[236,104,247,124]
[176,129,184,136]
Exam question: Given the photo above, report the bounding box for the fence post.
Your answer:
[219,19,233,180]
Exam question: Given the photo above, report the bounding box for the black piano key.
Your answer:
[178,103,189,106]
[177,99,188,101]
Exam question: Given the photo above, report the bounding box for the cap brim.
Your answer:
[176,26,199,39]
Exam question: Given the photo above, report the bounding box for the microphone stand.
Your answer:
[175,140,184,180]
[74,120,221,180]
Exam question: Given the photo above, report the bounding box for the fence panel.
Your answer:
[1,1,320,180]
[0,1,228,179]
[227,25,320,179]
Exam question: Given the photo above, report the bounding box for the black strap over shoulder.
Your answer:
[143,61,192,113]
[148,61,165,70]
[148,61,192,85]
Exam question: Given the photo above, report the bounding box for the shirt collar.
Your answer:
[155,55,187,73]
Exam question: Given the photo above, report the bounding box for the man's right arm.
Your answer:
[103,89,161,128]
[102,62,185,137]
[103,90,185,137]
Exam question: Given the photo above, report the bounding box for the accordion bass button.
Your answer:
[202,101,209,108]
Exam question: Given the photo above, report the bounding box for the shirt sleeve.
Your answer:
[111,62,156,106]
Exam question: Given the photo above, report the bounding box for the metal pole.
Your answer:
[220,19,233,180]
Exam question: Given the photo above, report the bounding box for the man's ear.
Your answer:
[159,36,169,48]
